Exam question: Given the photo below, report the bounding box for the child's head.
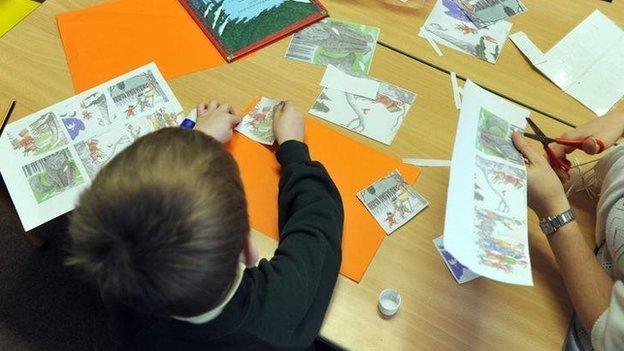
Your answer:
[68,128,249,318]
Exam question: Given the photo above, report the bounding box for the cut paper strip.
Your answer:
[57,0,227,92]
[227,112,421,282]
[403,158,451,167]
[423,31,444,57]
[509,32,547,65]
[320,65,380,99]
[450,72,462,110]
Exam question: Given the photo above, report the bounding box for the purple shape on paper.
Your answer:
[440,245,469,280]
[62,117,86,140]
[442,0,471,23]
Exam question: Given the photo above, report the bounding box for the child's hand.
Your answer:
[550,111,624,159]
[273,101,304,144]
[195,101,242,143]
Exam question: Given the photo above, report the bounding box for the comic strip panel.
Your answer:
[7,112,69,158]
[108,70,170,119]
[475,107,524,166]
[59,91,117,142]
[357,170,428,235]
[474,155,526,219]
[285,18,380,74]
[74,128,134,180]
[474,206,529,274]
[22,148,85,203]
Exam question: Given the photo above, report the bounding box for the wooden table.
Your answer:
[0,0,601,349]
[322,0,624,126]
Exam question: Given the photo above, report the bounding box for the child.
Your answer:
[512,111,624,351]
[67,100,344,350]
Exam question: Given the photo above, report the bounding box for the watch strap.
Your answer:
[539,209,576,235]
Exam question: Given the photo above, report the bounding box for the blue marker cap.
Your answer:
[180,118,196,130]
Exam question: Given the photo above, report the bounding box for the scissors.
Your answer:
[524,118,605,173]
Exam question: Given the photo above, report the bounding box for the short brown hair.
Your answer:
[68,128,249,317]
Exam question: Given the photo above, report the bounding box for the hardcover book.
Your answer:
[180,0,328,62]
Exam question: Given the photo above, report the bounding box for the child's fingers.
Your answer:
[196,102,209,115]
[208,100,220,112]
[228,114,242,127]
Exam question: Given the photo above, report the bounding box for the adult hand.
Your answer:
[273,101,304,144]
[512,131,570,218]
[195,101,242,143]
[550,112,624,159]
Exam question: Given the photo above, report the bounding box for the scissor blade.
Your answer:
[525,118,548,144]
[524,133,555,144]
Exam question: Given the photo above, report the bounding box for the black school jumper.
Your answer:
[105,140,344,350]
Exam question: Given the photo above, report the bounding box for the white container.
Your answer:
[378,289,401,317]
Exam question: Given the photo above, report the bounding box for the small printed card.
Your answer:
[236,97,282,145]
[285,18,380,75]
[420,0,513,64]
[433,236,480,284]
[452,0,527,29]
[357,170,428,235]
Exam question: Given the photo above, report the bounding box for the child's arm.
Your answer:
[244,102,344,347]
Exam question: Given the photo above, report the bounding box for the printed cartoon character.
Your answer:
[491,171,523,189]
[375,94,403,112]
[385,212,398,228]
[456,23,477,35]
[139,95,151,112]
[62,117,86,140]
[81,110,93,120]
[86,139,103,160]
[17,130,37,154]
[392,186,413,219]
[125,105,136,118]
[246,106,271,130]
[143,86,158,104]
[483,35,498,44]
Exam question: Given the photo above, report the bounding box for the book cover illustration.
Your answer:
[181,0,328,61]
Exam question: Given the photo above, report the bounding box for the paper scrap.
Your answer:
[403,158,451,167]
[357,170,428,235]
[423,31,444,56]
[511,11,624,116]
[450,72,462,109]
[310,75,416,145]
[420,0,513,64]
[320,65,381,100]
[434,235,480,284]
[285,18,380,75]
[452,0,527,29]
[236,97,282,145]
[444,80,532,286]
[0,63,184,231]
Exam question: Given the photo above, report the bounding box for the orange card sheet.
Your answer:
[227,101,420,282]
[57,0,226,93]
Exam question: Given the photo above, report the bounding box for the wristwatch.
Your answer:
[539,209,576,235]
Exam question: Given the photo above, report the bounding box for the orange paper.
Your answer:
[57,0,226,93]
[227,116,420,282]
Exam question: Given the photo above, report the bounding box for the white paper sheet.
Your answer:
[310,81,416,145]
[320,65,380,100]
[444,80,532,286]
[511,11,624,116]
[0,63,183,231]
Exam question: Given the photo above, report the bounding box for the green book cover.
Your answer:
[181,0,328,61]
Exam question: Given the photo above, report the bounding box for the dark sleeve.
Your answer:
[243,140,344,348]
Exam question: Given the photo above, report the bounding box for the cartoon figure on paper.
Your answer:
[8,112,68,157]
[474,207,528,273]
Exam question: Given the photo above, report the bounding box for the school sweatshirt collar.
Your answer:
[172,263,245,325]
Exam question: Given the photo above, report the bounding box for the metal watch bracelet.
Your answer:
[539,209,576,235]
